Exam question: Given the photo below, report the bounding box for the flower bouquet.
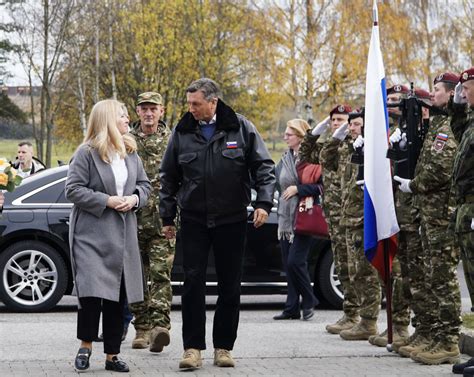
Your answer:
[0,157,23,192]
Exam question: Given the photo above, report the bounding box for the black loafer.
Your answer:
[74,347,92,371]
[105,356,130,372]
[464,366,474,377]
[273,312,300,320]
[453,357,474,374]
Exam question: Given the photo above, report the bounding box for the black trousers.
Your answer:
[77,280,126,355]
[280,234,318,315]
[180,219,246,350]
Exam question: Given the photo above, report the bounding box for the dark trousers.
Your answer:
[77,281,126,355]
[280,234,318,315]
[180,219,246,350]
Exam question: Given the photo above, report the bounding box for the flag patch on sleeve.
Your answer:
[432,133,448,152]
[226,141,238,149]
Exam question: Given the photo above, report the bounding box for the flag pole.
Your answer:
[384,238,393,351]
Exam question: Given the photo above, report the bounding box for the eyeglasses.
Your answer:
[284,133,297,138]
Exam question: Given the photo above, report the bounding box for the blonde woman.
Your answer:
[66,99,151,373]
[274,119,321,321]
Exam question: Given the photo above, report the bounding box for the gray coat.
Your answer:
[65,144,151,304]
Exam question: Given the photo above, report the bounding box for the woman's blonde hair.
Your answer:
[287,118,310,138]
[84,99,137,163]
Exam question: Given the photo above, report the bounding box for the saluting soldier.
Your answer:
[129,92,174,353]
[449,67,474,376]
[394,73,461,365]
[317,104,364,334]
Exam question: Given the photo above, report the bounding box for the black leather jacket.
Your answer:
[159,99,275,228]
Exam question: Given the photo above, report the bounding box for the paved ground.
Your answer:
[1,292,472,377]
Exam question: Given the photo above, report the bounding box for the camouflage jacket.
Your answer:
[299,127,332,164]
[130,120,171,235]
[449,101,474,233]
[319,135,352,222]
[410,114,457,226]
[340,145,363,229]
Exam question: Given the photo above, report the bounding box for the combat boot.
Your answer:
[149,327,170,353]
[132,329,150,349]
[369,324,410,347]
[398,335,430,358]
[393,331,418,353]
[414,342,460,365]
[326,315,359,334]
[339,318,378,340]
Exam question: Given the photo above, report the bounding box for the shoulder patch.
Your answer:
[432,133,448,152]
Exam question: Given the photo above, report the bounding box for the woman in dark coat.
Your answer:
[66,99,151,373]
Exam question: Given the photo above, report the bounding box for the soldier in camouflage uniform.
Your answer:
[449,67,474,376]
[129,92,174,353]
[321,110,382,340]
[315,104,363,334]
[394,73,461,365]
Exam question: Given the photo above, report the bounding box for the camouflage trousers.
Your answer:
[420,220,461,345]
[396,230,424,329]
[388,257,411,326]
[130,233,175,331]
[327,217,359,318]
[346,227,380,320]
[459,230,474,308]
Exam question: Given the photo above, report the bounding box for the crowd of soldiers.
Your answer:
[298,67,474,374]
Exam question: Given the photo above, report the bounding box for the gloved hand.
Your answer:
[332,123,349,141]
[393,175,412,193]
[311,116,331,136]
[356,179,365,191]
[471,218,474,230]
[389,128,407,149]
[453,82,466,104]
[353,135,364,149]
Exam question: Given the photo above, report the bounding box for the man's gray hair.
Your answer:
[186,78,221,101]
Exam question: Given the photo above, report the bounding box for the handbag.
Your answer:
[293,162,329,238]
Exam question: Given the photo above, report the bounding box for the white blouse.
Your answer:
[110,152,128,196]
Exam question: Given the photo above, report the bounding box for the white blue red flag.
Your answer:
[363,0,399,280]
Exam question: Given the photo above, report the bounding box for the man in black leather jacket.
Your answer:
[159,78,275,370]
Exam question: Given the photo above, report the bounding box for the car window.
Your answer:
[22,181,65,204]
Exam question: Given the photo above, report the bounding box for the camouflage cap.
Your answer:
[136,92,163,106]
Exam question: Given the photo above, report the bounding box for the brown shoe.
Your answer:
[398,335,430,358]
[414,342,460,365]
[132,329,150,349]
[339,318,378,340]
[326,315,359,334]
[214,348,235,367]
[179,348,202,369]
[369,325,409,347]
[149,327,170,353]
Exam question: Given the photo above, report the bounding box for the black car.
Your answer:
[0,166,343,312]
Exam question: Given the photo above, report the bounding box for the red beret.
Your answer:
[460,67,474,83]
[329,104,352,117]
[414,88,431,100]
[386,84,409,95]
[433,72,459,85]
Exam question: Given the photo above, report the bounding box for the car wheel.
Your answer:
[316,249,343,309]
[0,241,68,312]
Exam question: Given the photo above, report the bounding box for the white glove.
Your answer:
[389,128,407,149]
[332,123,349,141]
[393,175,412,193]
[353,135,364,149]
[311,116,331,136]
[454,82,466,104]
[356,179,365,191]
[471,218,474,230]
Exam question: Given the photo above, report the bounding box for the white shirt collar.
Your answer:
[199,113,217,125]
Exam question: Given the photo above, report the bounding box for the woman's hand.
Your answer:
[106,196,125,209]
[281,185,298,200]
[114,195,138,212]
